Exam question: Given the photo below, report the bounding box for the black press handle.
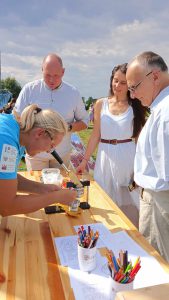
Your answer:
[50,150,63,165]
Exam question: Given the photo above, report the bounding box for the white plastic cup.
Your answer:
[42,168,63,186]
[78,244,97,272]
[111,277,133,293]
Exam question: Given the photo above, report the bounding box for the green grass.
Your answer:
[18,158,27,171]
[78,124,97,160]
[17,125,97,171]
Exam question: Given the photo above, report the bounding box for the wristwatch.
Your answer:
[68,124,73,132]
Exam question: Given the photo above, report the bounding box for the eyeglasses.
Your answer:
[45,130,56,152]
[128,71,152,93]
[45,130,53,141]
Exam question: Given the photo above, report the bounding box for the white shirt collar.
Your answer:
[42,79,63,91]
[150,86,169,112]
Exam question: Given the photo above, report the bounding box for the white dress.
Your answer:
[94,98,139,226]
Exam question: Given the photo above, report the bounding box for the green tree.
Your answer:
[1,77,21,98]
[85,96,94,110]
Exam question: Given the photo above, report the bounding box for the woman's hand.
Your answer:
[60,189,77,206]
[76,159,87,174]
[39,183,61,193]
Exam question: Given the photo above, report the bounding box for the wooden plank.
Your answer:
[115,283,169,300]
[40,221,65,300]
[0,213,65,300]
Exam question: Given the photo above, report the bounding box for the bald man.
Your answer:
[126,51,169,262]
[15,53,89,170]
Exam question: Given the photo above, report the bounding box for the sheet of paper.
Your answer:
[69,269,113,300]
[54,235,78,268]
[68,256,114,300]
[74,222,114,248]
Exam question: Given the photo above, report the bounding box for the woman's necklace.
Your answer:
[108,98,129,115]
[108,97,128,105]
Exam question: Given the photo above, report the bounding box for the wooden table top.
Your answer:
[115,283,169,300]
[0,171,169,300]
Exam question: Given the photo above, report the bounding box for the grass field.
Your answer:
[18,124,97,171]
[78,124,97,160]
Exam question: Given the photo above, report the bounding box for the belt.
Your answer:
[100,138,133,145]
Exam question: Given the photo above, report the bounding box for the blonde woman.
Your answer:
[0,104,76,217]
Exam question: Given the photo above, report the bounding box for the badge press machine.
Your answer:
[44,150,90,215]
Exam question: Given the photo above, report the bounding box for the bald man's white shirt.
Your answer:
[15,79,89,159]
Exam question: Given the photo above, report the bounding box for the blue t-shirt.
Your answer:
[0,114,25,179]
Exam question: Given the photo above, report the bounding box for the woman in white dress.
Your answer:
[76,63,147,227]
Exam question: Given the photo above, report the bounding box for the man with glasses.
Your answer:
[128,71,152,94]
[126,51,169,262]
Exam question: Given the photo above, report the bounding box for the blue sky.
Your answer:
[1,0,169,99]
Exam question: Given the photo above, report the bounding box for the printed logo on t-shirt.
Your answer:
[0,144,17,173]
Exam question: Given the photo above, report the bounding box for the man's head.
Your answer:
[126,51,169,107]
[42,53,65,90]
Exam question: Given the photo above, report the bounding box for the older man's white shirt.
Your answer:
[134,86,169,191]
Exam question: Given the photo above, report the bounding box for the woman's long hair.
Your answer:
[109,63,148,138]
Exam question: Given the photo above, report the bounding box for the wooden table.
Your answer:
[0,171,169,300]
[115,283,169,300]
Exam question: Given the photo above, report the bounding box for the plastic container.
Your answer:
[78,244,97,272]
[111,277,133,293]
[42,168,63,186]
